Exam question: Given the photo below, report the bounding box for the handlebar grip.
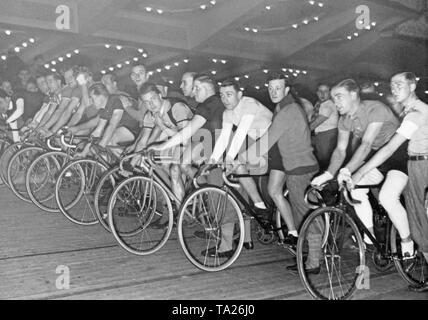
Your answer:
[60,135,77,148]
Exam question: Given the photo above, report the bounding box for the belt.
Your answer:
[408,155,428,161]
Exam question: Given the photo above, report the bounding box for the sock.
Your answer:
[364,234,373,245]
[254,202,266,209]
[288,230,298,237]
[401,240,414,257]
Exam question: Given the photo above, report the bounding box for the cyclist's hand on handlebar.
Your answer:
[311,171,333,187]
[337,167,352,185]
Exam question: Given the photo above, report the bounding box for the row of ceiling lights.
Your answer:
[44,49,80,72]
[1,29,36,61]
[346,21,377,40]
[142,0,217,15]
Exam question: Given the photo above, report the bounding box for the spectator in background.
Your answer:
[1,80,14,96]
[25,80,38,93]
[360,81,382,101]
[29,54,46,76]
[180,72,198,111]
[310,83,339,171]
[293,83,316,122]
[16,69,32,91]
[126,64,149,100]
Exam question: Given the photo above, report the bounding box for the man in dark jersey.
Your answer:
[78,83,139,157]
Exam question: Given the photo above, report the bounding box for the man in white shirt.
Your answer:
[310,84,338,170]
[206,79,273,255]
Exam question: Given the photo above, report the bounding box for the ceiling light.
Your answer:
[157,9,163,14]
[51,61,57,65]
[66,53,72,58]
[125,61,130,65]
[289,69,294,72]
[302,70,307,74]
[109,67,114,71]
[347,35,352,40]
[263,69,269,73]
[142,53,148,58]
[101,70,106,74]
[138,48,144,53]
[303,19,309,24]
[165,65,171,70]
[365,25,371,30]
[371,22,377,27]
[157,68,162,73]
[210,0,216,5]
[354,32,359,37]
[221,60,227,64]
[200,4,207,10]
[292,24,298,29]
[169,80,174,84]
[148,71,154,76]
[133,57,139,61]
[309,0,315,5]
[117,64,122,68]
[425,90,428,94]
[105,44,110,48]
[29,38,35,43]
[145,7,152,12]
[51,68,56,72]
[1,55,7,61]
[252,28,258,33]
[265,5,271,10]
[264,84,268,87]
[74,49,79,54]
[212,58,218,63]
[293,73,298,77]
[217,82,222,86]
[244,75,249,79]
[314,16,319,21]
[379,93,383,96]
[234,77,240,81]
[22,42,28,48]
[416,77,420,81]
[211,70,217,75]
[44,63,49,68]
[5,30,11,35]
[183,59,189,63]
[374,82,379,86]
[255,86,260,90]
[318,2,324,7]
[14,47,20,52]
[174,62,180,67]
[244,27,250,32]
[116,45,122,50]
[58,57,64,62]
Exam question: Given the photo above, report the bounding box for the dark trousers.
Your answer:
[314,128,338,171]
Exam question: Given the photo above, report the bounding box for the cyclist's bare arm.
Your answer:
[36,102,58,129]
[42,97,71,131]
[51,97,80,133]
[98,110,122,147]
[134,127,152,152]
[69,116,99,134]
[344,122,383,173]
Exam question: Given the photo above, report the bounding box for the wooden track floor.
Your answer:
[0,186,427,300]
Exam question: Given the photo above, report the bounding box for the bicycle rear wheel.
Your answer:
[297,207,365,300]
[108,175,173,255]
[7,146,44,202]
[177,186,245,272]
[56,159,108,225]
[0,137,11,185]
[391,225,428,287]
[26,151,70,212]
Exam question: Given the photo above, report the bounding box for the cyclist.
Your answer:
[351,72,428,292]
[311,79,401,247]
[242,73,319,272]
[77,83,139,157]
[208,79,275,250]
[130,82,193,203]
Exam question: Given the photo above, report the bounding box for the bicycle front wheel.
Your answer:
[108,175,173,255]
[297,207,366,300]
[56,159,108,225]
[7,146,44,202]
[26,151,70,212]
[177,186,245,272]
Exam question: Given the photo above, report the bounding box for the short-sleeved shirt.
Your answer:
[77,104,100,125]
[315,99,338,133]
[142,99,193,137]
[396,99,428,155]
[194,94,225,139]
[99,95,140,135]
[223,96,272,140]
[338,100,399,150]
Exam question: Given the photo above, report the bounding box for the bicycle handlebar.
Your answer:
[304,184,329,209]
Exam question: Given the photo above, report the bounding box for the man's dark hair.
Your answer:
[395,72,418,86]
[267,72,290,85]
[333,79,360,96]
[220,79,241,92]
[139,82,161,96]
[194,74,216,91]
[103,72,118,84]
[88,82,109,97]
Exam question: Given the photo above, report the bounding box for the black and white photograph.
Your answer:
[0,0,427,304]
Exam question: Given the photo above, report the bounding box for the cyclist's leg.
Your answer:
[286,170,321,269]
[170,145,186,204]
[352,168,384,242]
[379,170,413,254]
[405,161,428,262]
[235,164,267,209]
[268,169,296,235]
[109,126,134,157]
